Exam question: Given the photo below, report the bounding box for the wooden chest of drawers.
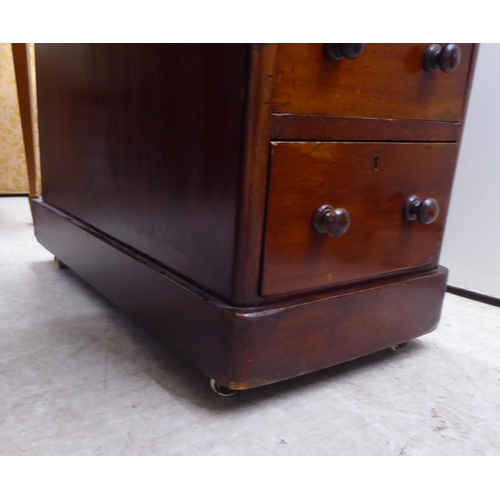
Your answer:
[32,43,477,394]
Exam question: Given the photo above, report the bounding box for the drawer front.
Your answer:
[262,142,458,296]
[272,44,473,122]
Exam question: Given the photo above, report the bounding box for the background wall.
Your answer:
[441,43,500,299]
[0,43,40,194]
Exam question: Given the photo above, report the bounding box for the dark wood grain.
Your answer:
[231,266,448,389]
[262,141,458,296]
[271,114,460,142]
[32,43,477,392]
[272,43,473,121]
[32,199,234,385]
[33,199,447,390]
[35,43,249,302]
[231,44,277,306]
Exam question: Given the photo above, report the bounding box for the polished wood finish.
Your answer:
[230,267,448,390]
[313,205,351,238]
[423,44,461,73]
[270,114,460,142]
[272,43,473,121]
[12,43,38,205]
[232,44,277,305]
[33,200,232,385]
[32,43,477,391]
[33,199,448,390]
[403,195,440,225]
[35,43,249,302]
[325,44,366,61]
[262,141,458,296]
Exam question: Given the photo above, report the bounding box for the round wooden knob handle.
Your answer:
[403,195,440,224]
[423,44,461,73]
[313,205,351,237]
[325,44,366,61]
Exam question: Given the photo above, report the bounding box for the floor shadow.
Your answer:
[34,258,429,413]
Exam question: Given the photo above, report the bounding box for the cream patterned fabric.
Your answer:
[0,43,40,194]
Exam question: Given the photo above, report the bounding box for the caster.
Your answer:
[210,379,237,397]
[388,342,408,352]
[54,257,69,269]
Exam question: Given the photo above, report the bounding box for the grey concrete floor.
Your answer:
[1,196,500,456]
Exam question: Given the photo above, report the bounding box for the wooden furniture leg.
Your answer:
[12,43,38,212]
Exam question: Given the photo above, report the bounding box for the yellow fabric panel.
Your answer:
[0,43,40,195]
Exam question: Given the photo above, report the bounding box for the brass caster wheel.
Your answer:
[210,379,237,397]
[54,257,69,269]
[388,342,408,352]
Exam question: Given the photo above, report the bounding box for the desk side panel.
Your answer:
[35,43,249,300]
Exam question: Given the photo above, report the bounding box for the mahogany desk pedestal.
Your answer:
[32,44,477,394]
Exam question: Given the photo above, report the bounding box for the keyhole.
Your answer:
[373,155,380,172]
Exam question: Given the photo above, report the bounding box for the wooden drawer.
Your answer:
[262,141,458,296]
[272,43,473,122]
